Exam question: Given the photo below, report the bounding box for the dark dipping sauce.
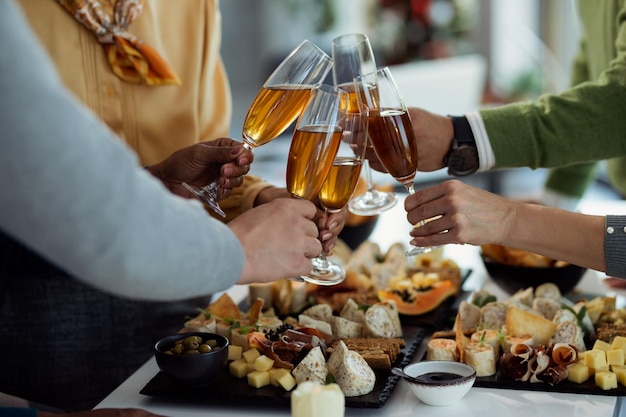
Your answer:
[415,372,463,383]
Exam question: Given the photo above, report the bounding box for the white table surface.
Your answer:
[97,194,626,417]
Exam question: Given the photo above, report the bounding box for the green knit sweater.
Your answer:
[479,0,626,198]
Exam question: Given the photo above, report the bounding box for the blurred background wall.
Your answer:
[218,0,606,200]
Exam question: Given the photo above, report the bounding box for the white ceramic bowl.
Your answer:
[403,360,476,406]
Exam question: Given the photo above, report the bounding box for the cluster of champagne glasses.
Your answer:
[186,35,435,286]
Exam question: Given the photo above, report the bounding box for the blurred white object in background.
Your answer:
[388,53,487,115]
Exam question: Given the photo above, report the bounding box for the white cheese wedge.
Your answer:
[292,346,328,385]
[339,298,365,324]
[330,316,362,339]
[299,315,333,338]
[364,300,401,338]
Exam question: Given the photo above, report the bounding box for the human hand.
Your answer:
[147,137,253,201]
[39,408,166,417]
[317,207,347,255]
[407,107,455,172]
[229,198,322,283]
[405,180,516,247]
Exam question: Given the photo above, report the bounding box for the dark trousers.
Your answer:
[0,232,211,411]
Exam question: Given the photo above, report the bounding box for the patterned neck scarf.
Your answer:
[56,0,181,86]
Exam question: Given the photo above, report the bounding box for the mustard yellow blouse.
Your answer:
[18,0,272,221]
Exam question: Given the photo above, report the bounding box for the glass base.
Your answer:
[300,257,346,286]
[348,189,397,216]
[406,245,439,257]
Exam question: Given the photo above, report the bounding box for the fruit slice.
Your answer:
[377,279,458,316]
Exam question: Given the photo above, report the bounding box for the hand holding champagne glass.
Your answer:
[184,40,333,212]
[354,67,437,256]
[332,33,397,216]
[286,85,347,285]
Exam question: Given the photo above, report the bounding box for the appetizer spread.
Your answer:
[427,282,626,391]
[248,241,463,317]
[181,291,404,397]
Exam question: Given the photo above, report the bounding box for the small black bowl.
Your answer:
[154,332,229,385]
[339,216,379,250]
[482,255,587,296]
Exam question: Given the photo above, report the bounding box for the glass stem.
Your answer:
[363,159,376,193]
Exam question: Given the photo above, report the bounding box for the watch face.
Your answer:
[447,145,478,176]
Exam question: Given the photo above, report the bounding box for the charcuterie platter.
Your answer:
[419,280,626,397]
[140,323,425,408]
[140,241,469,408]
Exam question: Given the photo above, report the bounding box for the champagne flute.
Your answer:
[185,40,333,213]
[242,39,333,149]
[313,104,369,282]
[354,67,437,256]
[331,33,397,216]
[286,85,347,285]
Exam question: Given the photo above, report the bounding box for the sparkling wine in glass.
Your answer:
[185,40,332,213]
[332,33,397,216]
[354,67,437,256]
[313,105,369,282]
[286,85,347,285]
[242,39,333,149]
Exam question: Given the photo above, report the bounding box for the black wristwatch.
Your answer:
[445,116,479,176]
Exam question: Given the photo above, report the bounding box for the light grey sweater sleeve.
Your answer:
[0,0,244,300]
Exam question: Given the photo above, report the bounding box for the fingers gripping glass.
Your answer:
[185,40,332,217]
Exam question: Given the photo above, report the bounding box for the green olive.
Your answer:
[199,344,212,353]
[206,339,219,348]
[184,349,200,355]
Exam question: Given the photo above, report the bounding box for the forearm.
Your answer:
[504,202,606,272]
[0,2,244,301]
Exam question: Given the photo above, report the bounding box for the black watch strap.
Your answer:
[450,116,475,147]
[445,115,479,176]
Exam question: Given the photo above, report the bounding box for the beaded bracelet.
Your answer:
[604,215,626,278]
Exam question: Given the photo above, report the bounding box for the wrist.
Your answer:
[254,187,290,207]
[444,115,479,176]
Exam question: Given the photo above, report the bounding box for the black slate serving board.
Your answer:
[140,324,425,408]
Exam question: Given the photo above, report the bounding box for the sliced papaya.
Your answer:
[377,280,459,316]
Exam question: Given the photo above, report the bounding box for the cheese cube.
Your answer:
[229,358,249,379]
[270,368,297,391]
[247,370,271,388]
[612,364,626,372]
[567,362,590,384]
[254,355,275,372]
[612,336,626,351]
[593,340,612,352]
[607,349,625,366]
[595,371,618,390]
[227,345,243,361]
[242,347,261,364]
[585,350,607,369]
[615,368,626,386]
